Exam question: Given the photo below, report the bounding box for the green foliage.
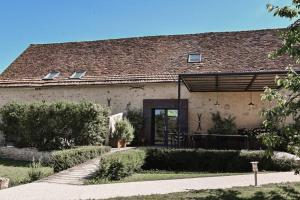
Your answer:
[47,146,110,172]
[259,1,300,156]
[103,182,300,200]
[28,159,44,181]
[126,109,143,145]
[142,148,296,172]
[267,1,300,63]
[0,101,110,150]
[208,111,237,135]
[91,148,295,182]
[0,102,28,146]
[96,149,145,180]
[261,69,300,155]
[0,158,53,186]
[111,118,134,143]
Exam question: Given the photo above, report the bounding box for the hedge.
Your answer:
[96,149,146,180]
[47,146,111,172]
[0,101,110,150]
[142,148,296,172]
[93,148,296,181]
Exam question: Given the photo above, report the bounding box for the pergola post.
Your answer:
[177,75,181,148]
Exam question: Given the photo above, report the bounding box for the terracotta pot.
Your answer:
[111,139,126,148]
[0,178,9,190]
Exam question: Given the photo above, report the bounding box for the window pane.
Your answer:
[70,71,86,79]
[188,54,201,62]
[43,71,60,80]
[167,110,178,117]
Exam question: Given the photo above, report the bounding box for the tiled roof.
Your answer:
[0,28,298,87]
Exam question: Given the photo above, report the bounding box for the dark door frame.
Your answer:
[143,99,188,145]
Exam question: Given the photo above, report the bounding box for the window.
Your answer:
[188,53,201,63]
[69,70,86,79]
[43,71,60,80]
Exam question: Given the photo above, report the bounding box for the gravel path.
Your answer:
[0,172,299,200]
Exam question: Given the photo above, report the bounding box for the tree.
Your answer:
[260,1,300,155]
[261,69,300,155]
[267,1,300,63]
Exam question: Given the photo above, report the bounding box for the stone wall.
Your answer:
[0,147,51,162]
[0,83,265,133]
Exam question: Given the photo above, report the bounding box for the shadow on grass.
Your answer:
[0,158,29,167]
[187,185,300,200]
[107,183,300,200]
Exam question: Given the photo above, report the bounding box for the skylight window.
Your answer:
[188,53,202,63]
[69,70,86,79]
[43,71,60,80]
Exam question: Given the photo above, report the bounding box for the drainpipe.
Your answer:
[177,75,181,148]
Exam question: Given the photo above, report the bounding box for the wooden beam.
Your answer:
[216,75,219,91]
[245,74,257,91]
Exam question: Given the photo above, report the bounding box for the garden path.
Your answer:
[40,147,135,185]
[0,171,299,200]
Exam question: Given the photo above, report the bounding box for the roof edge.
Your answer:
[29,28,284,46]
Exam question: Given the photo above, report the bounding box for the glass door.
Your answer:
[152,109,178,146]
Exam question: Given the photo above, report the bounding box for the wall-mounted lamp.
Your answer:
[248,92,255,108]
[214,92,220,107]
[107,98,111,107]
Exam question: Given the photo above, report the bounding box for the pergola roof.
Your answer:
[179,71,294,92]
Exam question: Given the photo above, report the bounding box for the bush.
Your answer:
[208,112,237,135]
[28,159,45,181]
[96,149,145,180]
[126,109,143,145]
[111,118,134,143]
[0,102,27,146]
[47,146,111,172]
[0,101,110,150]
[142,148,296,172]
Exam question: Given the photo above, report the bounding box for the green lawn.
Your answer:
[0,158,53,186]
[87,170,248,184]
[107,182,300,200]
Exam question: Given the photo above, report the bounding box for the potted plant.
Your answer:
[110,118,134,148]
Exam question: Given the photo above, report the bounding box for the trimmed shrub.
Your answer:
[97,149,145,180]
[0,102,27,146]
[125,109,143,145]
[111,118,134,143]
[0,101,110,150]
[47,146,111,172]
[142,148,296,172]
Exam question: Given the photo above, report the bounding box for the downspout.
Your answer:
[177,75,181,148]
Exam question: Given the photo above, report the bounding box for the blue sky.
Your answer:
[0,0,293,72]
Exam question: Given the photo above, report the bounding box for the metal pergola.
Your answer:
[176,70,296,147]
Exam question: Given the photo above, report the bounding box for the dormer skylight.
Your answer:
[188,53,202,63]
[69,70,86,79]
[43,71,60,80]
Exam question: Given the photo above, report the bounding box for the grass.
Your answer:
[0,158,53,186]
[86,170,249,184]
[107,182,300,200]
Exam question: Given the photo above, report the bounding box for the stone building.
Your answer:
[0,28,298,146]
